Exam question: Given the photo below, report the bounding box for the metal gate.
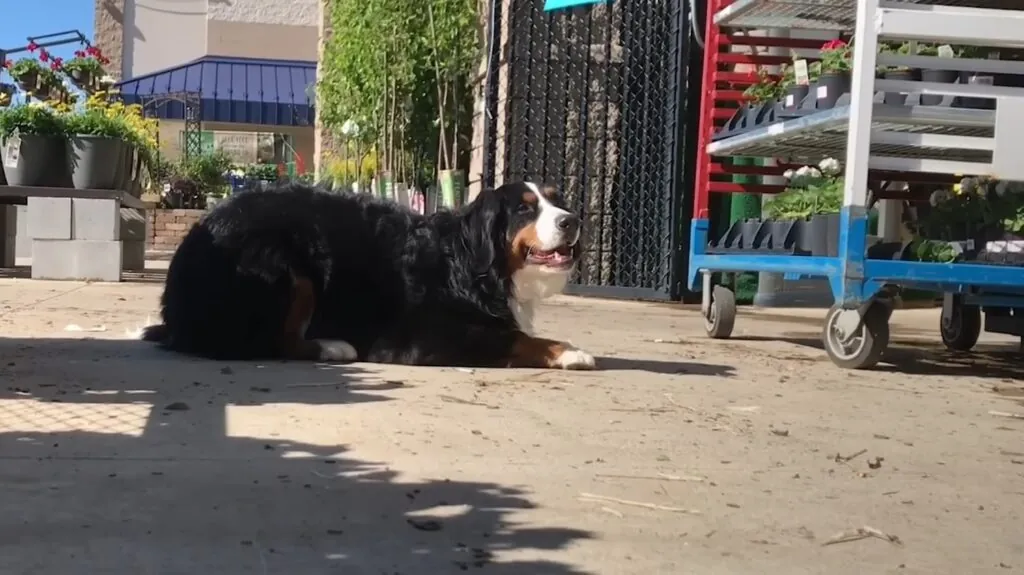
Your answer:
[481,0,701,300]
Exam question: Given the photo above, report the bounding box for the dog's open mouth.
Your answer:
[527,245,575,268]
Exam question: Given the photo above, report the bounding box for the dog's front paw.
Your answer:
[315,339,358,362]
[554,347,597,370]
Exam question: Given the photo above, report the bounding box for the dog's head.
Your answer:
[460,181,581,299]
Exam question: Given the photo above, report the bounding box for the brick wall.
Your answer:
[147,209,205,252]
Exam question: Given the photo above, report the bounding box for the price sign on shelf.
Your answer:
[794,59,810,86]
[3,130,21,169]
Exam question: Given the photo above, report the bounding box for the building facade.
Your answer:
[94,0,319,170]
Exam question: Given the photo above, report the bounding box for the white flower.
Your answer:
[783,169,794,180]
[98,75,115,86]
[818,157,842,176]
[930,188,952,206]
[995,181,1010,197]
[959,177,978,195]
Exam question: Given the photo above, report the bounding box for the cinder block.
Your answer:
[122,240,145,271]
[31,239,122,282]
[72,198,120,241]
[27,197,72,240]
[119,208,147,241]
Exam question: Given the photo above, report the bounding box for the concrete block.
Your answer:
[72,198,120,241]
[122,240,145,271]
[31,239,122,282]
[27,197,72,240]
[15,206,30,259]
[119,208,147,241]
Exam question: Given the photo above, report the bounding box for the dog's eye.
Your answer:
[517,203,534,214]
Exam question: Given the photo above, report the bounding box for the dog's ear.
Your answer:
[460,190,507,276]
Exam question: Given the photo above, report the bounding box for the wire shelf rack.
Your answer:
[713,0,1024,30]
[707,104,994,162]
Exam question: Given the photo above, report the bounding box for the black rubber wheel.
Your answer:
[704,285,736,339]
[822,304,890,370]
[940,300,982,352]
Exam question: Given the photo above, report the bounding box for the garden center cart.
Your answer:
[690,0,1024,368]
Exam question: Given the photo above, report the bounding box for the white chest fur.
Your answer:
[510,266,571,335]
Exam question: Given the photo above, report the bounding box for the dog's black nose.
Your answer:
[556,213,580,236]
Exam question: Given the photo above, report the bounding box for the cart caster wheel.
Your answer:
[704,285,736,340]
[940,299,981,352]
[822,304,890,370]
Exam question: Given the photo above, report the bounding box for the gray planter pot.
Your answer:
[67,135,124,190]
[2,134,64,187]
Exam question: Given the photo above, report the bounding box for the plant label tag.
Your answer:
[785,94,795,107]
[816,85,828,99]
[3,131,21,169]
[969,75,995,86]
[937,45,955,59]
[794,59,810,85]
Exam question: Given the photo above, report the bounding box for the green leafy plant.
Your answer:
[912,238,958,263]
[178,150,233,197]
[878,42,913,73]
[820,39,852,74]
[0,104,67,138]
[64,109,127,138]
[764,158,844,220]
[8,58,43,84]
[742,68,784,104]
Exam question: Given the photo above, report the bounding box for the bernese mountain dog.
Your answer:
[141,181,597,370]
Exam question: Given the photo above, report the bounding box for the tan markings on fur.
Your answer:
[280,276,321,360]
[507,332,568,368]
[541,185,559,200]
[522,190,538,204]
[507,222,541,274]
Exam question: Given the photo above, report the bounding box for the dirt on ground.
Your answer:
[0,276,1021,575]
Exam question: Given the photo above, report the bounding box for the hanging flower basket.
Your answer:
[63,48,109,94]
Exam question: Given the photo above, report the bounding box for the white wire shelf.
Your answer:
[713,0,1022,30]
[707,104,994,165]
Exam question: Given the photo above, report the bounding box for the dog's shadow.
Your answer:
[595,356,735,377]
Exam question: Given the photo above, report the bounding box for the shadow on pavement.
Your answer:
[0,338,594,574]
[734,333,1022,380]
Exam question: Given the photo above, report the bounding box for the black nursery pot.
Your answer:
[739,219,762,250]
[954,72,995,110]
[782,84,809,111]
[883,68,916,106]
[919,68,957,106]
[814,72,851,110]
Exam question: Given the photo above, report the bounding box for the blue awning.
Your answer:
[116,55,316,127]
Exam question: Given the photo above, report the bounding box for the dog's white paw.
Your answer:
[554,347,597,370]
[316,339,358,362]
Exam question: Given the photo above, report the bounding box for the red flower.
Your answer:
[86,46,100,57]
[26,41,38,52]
[99,56,110,66]
[50,62,61,71]
[822,39,848,51]
[38,50,49,63]
[52,57,63,68]
[74,50,86,59]
[2,60,10,69]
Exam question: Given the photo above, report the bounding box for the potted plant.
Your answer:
[0,104,67,186]
[912,44,957,105]
[63,48,108,92]
[8,58,43,93]
[742,68,784,116]
[63,108,127,190]
[815,39,852,109]
[778,63,808,111]
[878,42,917,106]
[35,67,66,103]
[767,158,845,255]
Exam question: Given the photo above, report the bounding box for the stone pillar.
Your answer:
[314,0,341,180]
[94,0,126,81]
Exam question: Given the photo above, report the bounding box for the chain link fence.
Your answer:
[482,0,698,300]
